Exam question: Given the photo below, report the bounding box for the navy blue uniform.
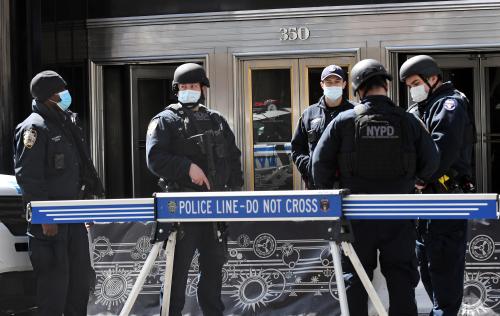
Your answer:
[13,100,102,316]
[409,82,474,316]
[146,104,243,316]
[312,95,439,316]
[291,96,355,188]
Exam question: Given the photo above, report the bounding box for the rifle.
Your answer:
[188,130,218,190]
[187,131,229,246]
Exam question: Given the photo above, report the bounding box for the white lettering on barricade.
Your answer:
[155,191,342,222]
[263,198,282,213]
[178,200,213,215]
[216,199,239,214]
[285,198,319,213]
[246,199,259,214]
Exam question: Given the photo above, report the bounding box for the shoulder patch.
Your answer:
[147,119,159,137]
[443,99,457,111]
[23,128,37,149]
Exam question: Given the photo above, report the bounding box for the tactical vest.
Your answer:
[340,105,416,181]
[166,104,228,189]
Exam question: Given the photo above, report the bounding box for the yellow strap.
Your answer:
[438,175,450,190]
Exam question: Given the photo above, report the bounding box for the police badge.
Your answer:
[168,200,177,214]
[23,128,37,149]
[320,199,330,212]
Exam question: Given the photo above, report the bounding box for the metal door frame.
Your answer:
[242,56,357,190]
[242,59,300,191]
[480,55,500,192]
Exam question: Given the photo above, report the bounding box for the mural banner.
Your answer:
[88,220,500,316]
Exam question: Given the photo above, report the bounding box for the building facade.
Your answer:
[2,1,500,314]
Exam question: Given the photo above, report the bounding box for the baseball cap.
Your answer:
[321,65,347,81]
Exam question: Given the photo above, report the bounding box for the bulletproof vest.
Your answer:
[167,104,228,188]
[341,105,416,181]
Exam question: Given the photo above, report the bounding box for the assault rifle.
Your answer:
[188,131,218,190]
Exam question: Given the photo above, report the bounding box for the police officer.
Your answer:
[312,59,439,316]
[146,63,243,316]
[13,70,104,316]
[291,65,355,189]
[400,55,475,315]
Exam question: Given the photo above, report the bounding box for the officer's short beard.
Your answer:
[180,91,206,109]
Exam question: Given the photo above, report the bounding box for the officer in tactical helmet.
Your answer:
[291,65,355,189]
[312,59,439,316]
[400,55,475,316]
[14,71,104,315]
[145,63,243,316]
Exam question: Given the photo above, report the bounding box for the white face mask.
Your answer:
[410,84,429,103]
[323,86,343,101]
[178,89,201,104]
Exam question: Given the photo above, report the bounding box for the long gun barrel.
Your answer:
[188,131,217,190]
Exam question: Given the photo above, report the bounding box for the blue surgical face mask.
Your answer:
[177,90,201,104]
[323,86,343,101]
[55,90,72,111]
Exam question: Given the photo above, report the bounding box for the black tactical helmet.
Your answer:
[350,59,392,95]
[172,63,210,92]
[399,55,442,82]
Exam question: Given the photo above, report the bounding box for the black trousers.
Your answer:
[416,219,468,316]
[167,223,226,316]
[28,224,92,316]
[344,220,419,316]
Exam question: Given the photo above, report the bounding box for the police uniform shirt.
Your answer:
[312,95,439,194]
[409,82,474,181]
[291,96,355,179]
[146,104,243,190]
[14,101,82,239]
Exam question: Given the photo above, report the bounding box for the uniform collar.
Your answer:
[32,99,70,124]
[176,102,208,113]
[428,81,455,100]
[360,95,395,108]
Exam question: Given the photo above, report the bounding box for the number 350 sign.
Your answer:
[279,26,310,41]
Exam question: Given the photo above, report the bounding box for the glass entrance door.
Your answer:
[243,56,355,191]
[482,55,500,193]
[243,59,299,191]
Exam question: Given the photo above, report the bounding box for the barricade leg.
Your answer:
[329,241,350,316]
[341,241,387,316]
[160,231,177,316]
[119,241,163,316]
